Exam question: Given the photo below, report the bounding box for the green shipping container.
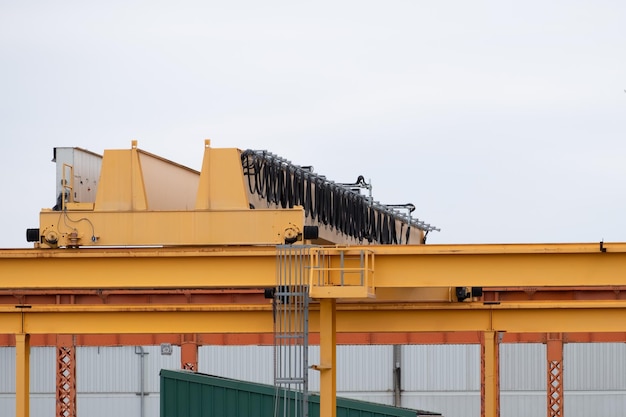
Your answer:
[160,369,441,417]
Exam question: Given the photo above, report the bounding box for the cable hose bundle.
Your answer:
[241,150,438,244]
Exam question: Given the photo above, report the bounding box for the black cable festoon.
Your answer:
[241,150,439,244]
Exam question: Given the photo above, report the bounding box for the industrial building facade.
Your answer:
[1,343,625,417]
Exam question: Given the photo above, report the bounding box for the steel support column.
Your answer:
[319,299,337,417]
[481,331,499,417]
[56,335,76,417]
[181,335,198,371]
[547,334,563,417]
[16,333,30,417]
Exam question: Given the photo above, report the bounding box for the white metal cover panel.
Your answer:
[53,147,102,204]
[0,348,15,392]
[199,345,393,393]
[336,345,393,392]
[500,344,545,390]
[1,344,626,417]
[198,345,275,385]
[500,392,545,417]
[0,347,55,393]
[308,345,394,392]
[0,393,54,417]
[77,346,181,393]
[402,345,480,391]
[565,343,626,390]
[336,391,394,406]
[77,393,160,416]
[565,392,626,416]
[402,392,479,417]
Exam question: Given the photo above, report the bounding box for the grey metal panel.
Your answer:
[53,147,102,204]
[565,343,626,390]
[0,348,15,392]
[565,392,626,417]
[500,344,546,391]
[137,345,182,393]
[0,347,55,393]
[402,392,479,417]
[77,346,180,393]
[29,394,55,417]
[336,391,394,406]
[402,345,480,391]
[77,393,160,416]
[198,345,275,385]
[198,345,393,393]
[0,394,55,417]
[500,392,545,417]
[308,345,321,391]
[31,347,56,393]
[336,345,393,391]
[0,396,13,416]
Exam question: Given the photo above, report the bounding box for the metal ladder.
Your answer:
[273,245,312,417]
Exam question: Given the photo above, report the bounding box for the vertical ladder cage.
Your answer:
[274,245,312,417]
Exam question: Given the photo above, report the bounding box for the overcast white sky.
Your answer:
[1,1,625,248]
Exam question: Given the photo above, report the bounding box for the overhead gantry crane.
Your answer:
[3,141,626,417]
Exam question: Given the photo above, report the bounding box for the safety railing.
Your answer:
[309,247,375,298]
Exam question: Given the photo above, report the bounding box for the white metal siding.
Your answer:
[31,347,56,393]
[565,343,626,390]
[2,344,626,417]
[0,348,14,392]
[0,347,55,393]
[77,393,160,416]
[77,346,180,393]
[337,392,394,406]
[198,345,275,385]
[337,345,393,392]
[403,345,480,391]
[500,392,545,417]
[0,393,55,417]
[565,392,626,416]
[402,392,479,417]
[500,344,545,391]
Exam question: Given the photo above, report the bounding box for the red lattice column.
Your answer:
[56,335,76,417]
[547,333,563,417]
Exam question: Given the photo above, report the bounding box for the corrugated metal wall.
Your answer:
[500,344,546,417]
[1,343,626,417]
[402,345,480,416]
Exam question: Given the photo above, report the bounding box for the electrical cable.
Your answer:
[241,150,439,244]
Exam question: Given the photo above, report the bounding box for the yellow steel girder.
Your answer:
[38,209,305,247]
[2,301,626,334]
[3,242,626,289]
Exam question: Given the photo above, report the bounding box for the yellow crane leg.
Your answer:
[482,331,499,417]
[319,299,337,417]
[16,333,30,417]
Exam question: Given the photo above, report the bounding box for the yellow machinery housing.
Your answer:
[29,140,438,249]
[32,140,310,248]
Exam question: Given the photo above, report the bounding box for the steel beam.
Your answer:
[4,242,626,289]
[1,301,626,334]
[16,334,30,417]
[482,331,499,417]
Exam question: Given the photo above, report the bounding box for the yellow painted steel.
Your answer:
[318,299,337,417]
[195,140,249,210]
[483,331,498,417]
[39,209,305,247]
[0,301,626,334]
[309,247,375,298]
[16,334,30,417]
[5,242,626,289]
[36,141,307,248]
